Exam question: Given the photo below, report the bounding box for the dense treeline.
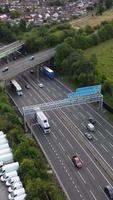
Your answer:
[0,88,65,200]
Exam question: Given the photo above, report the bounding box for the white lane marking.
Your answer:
[46,88,51,93]
[105,129,113,138]
[77,171,86,184]
[59,129,64,137]
[51,132,57,140]
[66,107,71,112]
[59,142,65,152]
[93,134,98,141]
[79,112,85,119]
[97,130,105,139]
[81,123,86,128]
[86,111,91,115]
[51,120,57,127]
[66,140,73,149]
[97,121,102,126]
[72,113,79,120]
[101,144,108,152]
[45,112,50,118]
[67,155,71,161]
[90,190,97,200]
[99,185,110,200]
[109,142,113,148]
[86,168,95,180]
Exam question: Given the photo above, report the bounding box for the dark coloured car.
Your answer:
[25,84,30,89]
[2,67,8,72]
[84,132,93,140]
[29,56,34,60]
[72,155,82,169]
[89,117,96,125]
[104,185,113,199]
[30,69,34,73]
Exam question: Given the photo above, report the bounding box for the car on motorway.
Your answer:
[38,83,44,88]
[84,132,93,140]
[88,117,96,125]
[30,69,34,73]
[25,84,30,89]
[29,56,35,60]
[2,67,8,72]
[87,122,95,132]
[104,185,113,199]
[71,155,82,169]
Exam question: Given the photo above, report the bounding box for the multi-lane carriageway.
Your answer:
[7,71,113,200]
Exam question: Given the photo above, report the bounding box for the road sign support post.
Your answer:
[99,95,103,111]
[23,110,28,133]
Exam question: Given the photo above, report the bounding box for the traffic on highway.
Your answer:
[6,67,113,200]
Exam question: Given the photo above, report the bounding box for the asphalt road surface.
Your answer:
[6,71,113,200]
[0,48,55,81]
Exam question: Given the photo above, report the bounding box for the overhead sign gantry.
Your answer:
[23,84,103,118]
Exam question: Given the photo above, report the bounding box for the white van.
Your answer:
[0,134,6,139]
[8,188,25,200]
[8,182,23,193]
[0,131,4,136]
[1,170,17,182]
[0,153,13,164]
[0,143,9,150]
[87,123,95,132]
[14,193,27,200]
[0,148,11,156]
[6,176,20,186]
[0,138,8,145]
[2,162,19,175]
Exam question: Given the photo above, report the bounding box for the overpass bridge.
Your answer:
[0,41,24,59]
[0,48,55,84]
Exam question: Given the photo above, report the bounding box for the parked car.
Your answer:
[84,132,93,140]
[38,83,44,88]
[71,155,82,168]
[2,67,8,72]
[104,185,113,199]
[89,117,96,125]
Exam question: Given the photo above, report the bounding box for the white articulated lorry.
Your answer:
[35,110,50,134]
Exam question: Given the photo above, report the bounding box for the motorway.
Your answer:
[6,71,113,200]
[0,48,55,81]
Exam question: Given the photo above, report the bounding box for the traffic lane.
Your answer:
[26,74,67,100]
[32,125,85,200]
[59,107,113,171]
[82,104,113,141]
[31,119,109,200]
[49,109,113,185]
[27,112,108,200]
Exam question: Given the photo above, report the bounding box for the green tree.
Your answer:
[54,42,74,70]
[10,9,21,19]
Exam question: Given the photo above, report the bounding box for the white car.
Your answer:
[38,83,44,88]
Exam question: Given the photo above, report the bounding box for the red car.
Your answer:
[72,155,82,168]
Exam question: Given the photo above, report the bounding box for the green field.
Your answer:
[70,7,113,28]
[84,38,113,82]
